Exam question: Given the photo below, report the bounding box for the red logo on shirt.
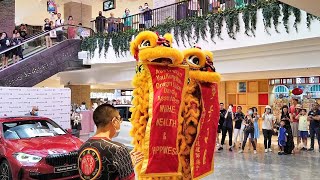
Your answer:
[78,148,101,179]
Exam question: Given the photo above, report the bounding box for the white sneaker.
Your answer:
[265,149,268,153]
[254,150,257,154]
[238,149,243,153]
[268,148,272,152]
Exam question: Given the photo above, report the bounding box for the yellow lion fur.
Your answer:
[130,31,186,179]
[179,49,221,179]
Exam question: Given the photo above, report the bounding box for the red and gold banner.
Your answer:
[191,83,219,179]
[140,63,188,177]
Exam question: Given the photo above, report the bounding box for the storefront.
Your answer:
[269,76,320,119]
[90,89,133,105]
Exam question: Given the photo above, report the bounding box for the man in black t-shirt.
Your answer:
[217,103,226,149]
[78,104,142,180]
[307,103,320,152]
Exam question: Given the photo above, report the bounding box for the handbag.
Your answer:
[244,125,254,133]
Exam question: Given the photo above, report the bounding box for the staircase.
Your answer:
[0,25,92,87]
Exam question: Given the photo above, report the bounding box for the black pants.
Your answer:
[56,31,63,42]
[242,130,256,150]
[263,129,273,149]
[221,126,233,146]
[310,126,320,149]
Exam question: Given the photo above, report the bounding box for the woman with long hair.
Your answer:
[262,105,275,153]
[280,105,294,154]
[67,16,76,39]
[252,107,260,145]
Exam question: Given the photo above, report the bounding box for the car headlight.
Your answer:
[13,153,42,163]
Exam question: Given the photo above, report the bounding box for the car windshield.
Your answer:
[3,119,66,140]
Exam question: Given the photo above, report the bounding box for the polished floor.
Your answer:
[203,136,320,180]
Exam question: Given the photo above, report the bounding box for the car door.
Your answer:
[113,106,133,148]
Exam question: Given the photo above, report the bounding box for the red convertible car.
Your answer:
[0,116,83,180]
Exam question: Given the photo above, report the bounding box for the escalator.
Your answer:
[0,25,92,87]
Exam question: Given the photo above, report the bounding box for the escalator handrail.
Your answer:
[0,25,94,55]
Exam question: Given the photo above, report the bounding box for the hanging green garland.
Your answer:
[82,0,319,56]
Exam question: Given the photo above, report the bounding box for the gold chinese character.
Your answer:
[195,153,200,159]
[163,132,167,140]
[196,159,201,165]
[196,147,200,153]
[203,150,207,165]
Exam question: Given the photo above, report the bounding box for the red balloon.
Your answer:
[292,88,303,95]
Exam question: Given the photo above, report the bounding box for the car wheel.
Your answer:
[0,160,12,180]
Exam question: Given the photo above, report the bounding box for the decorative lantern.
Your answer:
[292,88,303,95]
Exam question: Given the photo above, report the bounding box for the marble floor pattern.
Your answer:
[203,142,320,180]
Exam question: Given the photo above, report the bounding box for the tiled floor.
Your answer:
[203,134,320,180]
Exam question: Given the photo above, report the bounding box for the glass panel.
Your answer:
[287,79,292,84]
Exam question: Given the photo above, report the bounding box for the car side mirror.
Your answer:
[65,128,73,134]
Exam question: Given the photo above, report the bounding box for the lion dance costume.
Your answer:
[130,31,220,180]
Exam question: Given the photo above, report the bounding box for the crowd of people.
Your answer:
[217,100,320,155]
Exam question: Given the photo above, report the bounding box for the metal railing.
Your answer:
[90,0,257,33]
[0,25,94,70]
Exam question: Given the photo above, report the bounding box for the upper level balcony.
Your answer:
[80,0,320,65]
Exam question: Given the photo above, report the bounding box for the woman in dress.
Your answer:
[67,16,76,39]
[280,105,294,154]
[252,107,260,145]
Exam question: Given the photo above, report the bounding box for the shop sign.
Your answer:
[270,76,320,85]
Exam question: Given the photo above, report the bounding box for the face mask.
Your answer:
[248,111,253,115]
[113,120,121,138]
[75,109,80,113]
[266,109,270,113]
[34,111,38,116]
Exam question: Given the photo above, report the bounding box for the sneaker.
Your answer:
[265,149,268,153]
[238,149,243,153]
[218,147,223,151]
[308,148,314,151]
[278,152,283,155]
[268,148,272,152]
[254,150,257,154]
[229,147,233,152]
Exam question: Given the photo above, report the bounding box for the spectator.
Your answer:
[19,24,28,39]
[262,105,275,153]
[67,16,76,39]
[78,104,143,179]
[233,106,245,148]
[76,23,84,39]
[289,98,300,149]
[27,106,39,116]
[123,8,133,31]
[280,105,294,154]
[308,103,320,151]
[107,12,118,33]
[0,32,11,69]
[188,0,199,17]
[71,107,82,138]
[11,31,23,63]
[44,18,53,48]
[239,108,257,154]
[96,11,106,33]
[55,13,64,42]
[217,103,226,149]
[252,107,260,146]
[138,6,145,30]
[278,120,287,155]
[219,104,234,151]
[296,108,308,150]
[80,101,87,110]
[143,3,152,29]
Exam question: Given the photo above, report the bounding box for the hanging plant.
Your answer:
[243,8,251,36]
[225,9,240,39]
[282,4,291,33]
[207,14,216,43]
[262,1,281,34]
[215,13,224,40]
[250,9,257,36]
[104,35,111,58]
[292,7,301,32]
[173,25,180,46]
[193,16,207,42]
[98,37,104,57]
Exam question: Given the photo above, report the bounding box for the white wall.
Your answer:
[15,0,65,26]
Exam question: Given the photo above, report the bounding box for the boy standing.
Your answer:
[278,120,287,155]
[296,109,308,150]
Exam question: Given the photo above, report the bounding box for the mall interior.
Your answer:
[0,0,320,179]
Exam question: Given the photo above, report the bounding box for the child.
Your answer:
[296,108,308,150]
[278,120,287,155]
